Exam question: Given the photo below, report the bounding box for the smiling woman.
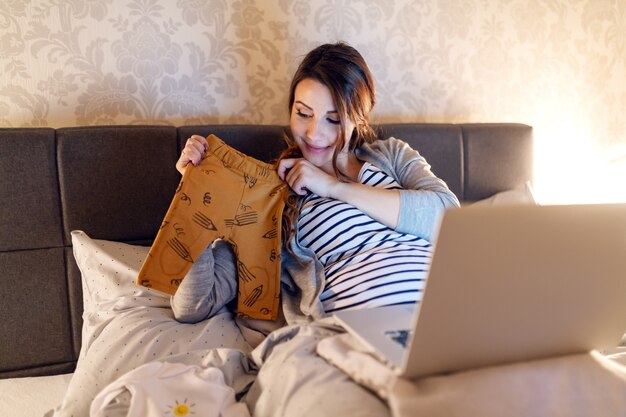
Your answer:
[174,41,459,323]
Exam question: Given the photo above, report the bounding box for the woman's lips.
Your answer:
[305,142,329,154]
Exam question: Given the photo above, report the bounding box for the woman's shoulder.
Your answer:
[362,136,408,150]
[358,136,417,160]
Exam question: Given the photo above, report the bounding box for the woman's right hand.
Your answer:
[278,157,339,197]
[176,135,209,175]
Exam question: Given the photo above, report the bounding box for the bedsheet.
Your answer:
[0,373,72,417]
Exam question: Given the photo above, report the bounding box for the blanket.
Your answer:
[87,321,389,417]
[89,317,626,417]
[53,232,626,417]
[317,329,626,417]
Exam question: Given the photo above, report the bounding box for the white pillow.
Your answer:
[471,181,537,206]
[49,231,252,417]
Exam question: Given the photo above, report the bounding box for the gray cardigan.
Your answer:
[171,137,460,326]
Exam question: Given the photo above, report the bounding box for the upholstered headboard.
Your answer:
[0,123,532,378]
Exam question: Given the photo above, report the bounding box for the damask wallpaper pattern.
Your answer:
[0,0,624,202]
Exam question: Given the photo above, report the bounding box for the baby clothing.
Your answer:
[138,135,288,320]
[90,361,250,417]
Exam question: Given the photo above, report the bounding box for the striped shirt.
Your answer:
[297,163,432,313]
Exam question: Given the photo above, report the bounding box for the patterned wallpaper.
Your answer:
[1,0,624,203]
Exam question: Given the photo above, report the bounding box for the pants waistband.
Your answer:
[205,134,280,183]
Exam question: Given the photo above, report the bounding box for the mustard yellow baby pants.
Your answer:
[138,135,287,320]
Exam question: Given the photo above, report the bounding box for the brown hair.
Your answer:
[278,42,377,248]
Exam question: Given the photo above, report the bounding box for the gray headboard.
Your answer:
[0,123,532,378]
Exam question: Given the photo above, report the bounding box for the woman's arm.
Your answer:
[357,138,461,240]
[328,181,401,229]
[278,157,401,229]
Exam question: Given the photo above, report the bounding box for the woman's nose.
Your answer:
[305,119,323,141]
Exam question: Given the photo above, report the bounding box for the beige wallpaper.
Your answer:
[1,0,624,203]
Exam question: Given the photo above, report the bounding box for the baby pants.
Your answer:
[138,135,287,320]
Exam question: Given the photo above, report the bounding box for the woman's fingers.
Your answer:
[277,158,298,181]
[176,135,209,174]
[279,158,306,194]
[188,135,208,153]
[186,136,209,164]
[281,159,317,195]
[285,168,308,195]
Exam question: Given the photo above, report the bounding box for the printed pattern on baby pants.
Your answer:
[138,134,287,320]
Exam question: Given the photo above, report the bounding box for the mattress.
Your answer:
[0,373,73,417]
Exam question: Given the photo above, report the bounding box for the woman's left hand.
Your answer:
[278,158,338,197]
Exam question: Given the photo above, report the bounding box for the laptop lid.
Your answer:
[401,203,626,378]
[333,304,417,369]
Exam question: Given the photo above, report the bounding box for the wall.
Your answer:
[1,0,624,203]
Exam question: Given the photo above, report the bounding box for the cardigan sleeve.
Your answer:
[356,137,460,241]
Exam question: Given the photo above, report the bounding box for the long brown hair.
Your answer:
[278,42,377,248]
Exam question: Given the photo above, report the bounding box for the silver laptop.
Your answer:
[334,203,626,379]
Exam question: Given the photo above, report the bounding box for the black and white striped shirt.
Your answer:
[297,163,432,313]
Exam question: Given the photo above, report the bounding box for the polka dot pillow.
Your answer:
[49,231,251,417]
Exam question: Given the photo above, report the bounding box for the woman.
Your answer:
[172,42,459,326]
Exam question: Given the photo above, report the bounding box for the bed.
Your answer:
[1,122,624,417]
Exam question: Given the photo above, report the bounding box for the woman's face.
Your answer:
[290,78,355,174]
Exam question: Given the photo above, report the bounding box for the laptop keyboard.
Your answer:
[385,329,412,348]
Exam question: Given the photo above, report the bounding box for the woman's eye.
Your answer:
[296,110,311,118]
[326,118,340,125]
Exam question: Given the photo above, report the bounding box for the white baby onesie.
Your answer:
[90,361,250,417]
